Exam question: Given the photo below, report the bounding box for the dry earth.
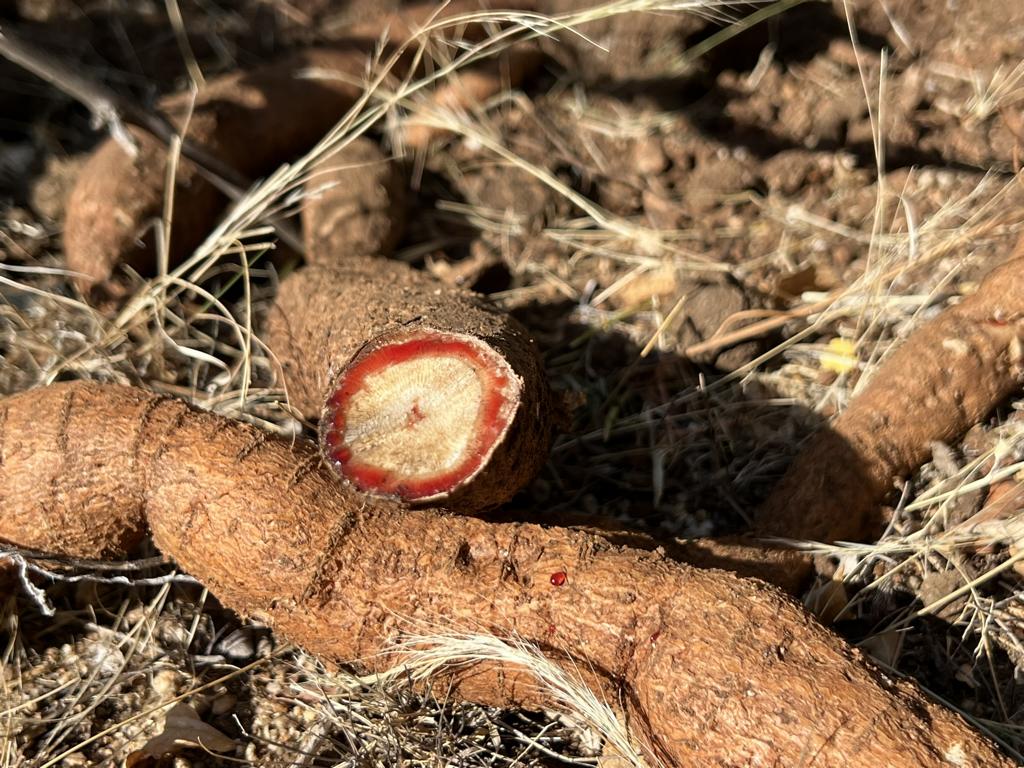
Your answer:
[2,0,1024,765]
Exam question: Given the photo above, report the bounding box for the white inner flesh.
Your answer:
[344,355,484,479]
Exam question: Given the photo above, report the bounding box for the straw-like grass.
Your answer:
[4,0,1024,764]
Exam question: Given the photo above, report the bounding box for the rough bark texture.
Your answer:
[62,0,540,302]
[0,384,158,558]
[758,252,1024,544]
[0,381,1013,768]
[267,259,553,512]
[302,138,407,263]
[64,46,369,300]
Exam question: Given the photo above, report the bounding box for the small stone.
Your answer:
[633,137,667,176]
[211,693,237,716]
[152,668,180,698]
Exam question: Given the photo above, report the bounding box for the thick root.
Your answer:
[302,138,407,263]
[759,250,1024,544]
[267,259,553,511]
[675,247,1024,595]
[0,380,1013,768]
[0,384,166,558]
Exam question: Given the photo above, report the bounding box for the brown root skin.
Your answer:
[268,259,553,512]
[64,47,368,300]
[668,248,1024,596]
[302,138,407,262]
[0,380,1012,768]
[0,384,167,558]
[758,251,1024,545]
[63,1,541,302]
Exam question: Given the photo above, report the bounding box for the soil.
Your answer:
[3,0,1024,765]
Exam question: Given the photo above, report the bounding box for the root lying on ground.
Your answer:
[21,2,1024,762]
[63,46,367,300]
[0,380,1014,768]
[267,259,554,510]
[60,0,539,302]
[283,135,557,510]
[680,241,1024,592]
[756,245,1024,544]
[57,0,552,510]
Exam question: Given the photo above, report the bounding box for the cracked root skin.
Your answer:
[0,384,159,558]
[0,381,1013,767]
[267,259,553,512]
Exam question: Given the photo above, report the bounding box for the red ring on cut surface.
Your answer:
[322,332,516,501]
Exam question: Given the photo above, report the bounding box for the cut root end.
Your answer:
[321,328,522,502]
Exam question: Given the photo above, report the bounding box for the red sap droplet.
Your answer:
[649,630,661,644]
[550,571,567,587]
[547,624,556,634]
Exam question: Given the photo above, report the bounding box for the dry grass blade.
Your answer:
[381,632,659,768]
[6,0,1024,763]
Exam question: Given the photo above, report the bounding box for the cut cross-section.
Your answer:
[321,328,522,502]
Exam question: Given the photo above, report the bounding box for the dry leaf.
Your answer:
[124,703,235,767]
